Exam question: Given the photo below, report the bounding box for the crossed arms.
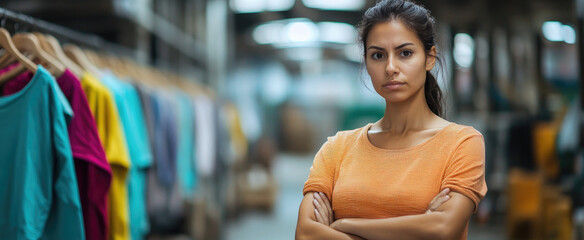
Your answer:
[295,188,474,240]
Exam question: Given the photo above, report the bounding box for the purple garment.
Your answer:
[1,66,112,240]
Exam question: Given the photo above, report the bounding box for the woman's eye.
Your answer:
[371,52,384,60]
[400,50,413,57]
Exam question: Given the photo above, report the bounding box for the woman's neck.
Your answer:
[378,88,436,134]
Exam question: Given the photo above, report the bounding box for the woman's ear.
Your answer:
[425,46,437,71]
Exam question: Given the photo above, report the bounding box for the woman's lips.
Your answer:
[383,82,405,90]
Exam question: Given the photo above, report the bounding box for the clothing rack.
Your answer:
[0,7,139,59]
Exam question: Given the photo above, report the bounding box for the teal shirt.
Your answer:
[0,66,85,240]
[173,90,198,199]
[100,72,152,240]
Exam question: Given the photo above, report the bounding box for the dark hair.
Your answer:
[358,0,444,117]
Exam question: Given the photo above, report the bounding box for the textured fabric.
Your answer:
[0,66,85,240]
[1,68,112,240]
[81,72,131,240]
[146,91,184,232]
[303,123,487,240]
[193,95,216,177]
[152,91,178,189]
[173,90,197,199]
[100,73,153,240]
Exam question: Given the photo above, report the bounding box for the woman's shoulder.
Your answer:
[440,123,484,142]
[325,124,370,145]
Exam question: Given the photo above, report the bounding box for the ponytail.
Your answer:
[424,71,443,117]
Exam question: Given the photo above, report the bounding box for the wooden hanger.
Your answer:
[33,32,84,78]
[63,44,102,77]
[83,49,106,69]
[0,28,38,85]
[12,33,66,77]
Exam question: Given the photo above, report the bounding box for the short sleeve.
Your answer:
[303,136,337,199]
[441,134,487,212]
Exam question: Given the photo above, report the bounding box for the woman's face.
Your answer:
[365,20,436,103]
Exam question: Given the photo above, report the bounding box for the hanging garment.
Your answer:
[173,90,197,200]
[193,95,217,178]
[0,66,112,240]
[100,72,153,240]
[0,66,85,240]
[146,90,184,232]
[223,102,248,163]
[81,72,131,240]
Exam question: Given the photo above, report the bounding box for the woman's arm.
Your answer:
[331,192,474,240]
[295,192,364,240]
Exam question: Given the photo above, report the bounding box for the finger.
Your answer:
[313,199,326,219]
[435,188,450,199]
[429,188,450,209]
[314,193,327,213]
[314,209,325,224]
[318,192,334,223]
[429,194,451,211]
[313,195,329,224]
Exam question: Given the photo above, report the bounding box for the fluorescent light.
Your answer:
[230,0,294,13]
[562,25,576,44]
[542,21,564,42]
[253,22,286,44]
[230,0,264,13]
[266,0,295,11]
[318,22,357,44]
[252,19,320,46]
[542,21,576,44]
[253,19,359,47]
[302,0,365,10]
[453,33,475,68]
[285,21,319,42]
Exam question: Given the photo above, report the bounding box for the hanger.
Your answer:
[0,28,37,84]
[33,32,84,78]
[107,54,130,79]
[83,49,106,69]
[63,44,102,77]
[12,33,66,77]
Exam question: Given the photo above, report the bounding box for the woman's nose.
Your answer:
[385,57,397,77]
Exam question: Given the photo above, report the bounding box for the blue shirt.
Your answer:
[0,66,85,240]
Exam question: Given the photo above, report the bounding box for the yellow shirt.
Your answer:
[303,123,487,240]
[81,72,131,240]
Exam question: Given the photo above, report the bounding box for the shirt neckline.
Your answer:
[360,122,456,152]
[0,65,42,106]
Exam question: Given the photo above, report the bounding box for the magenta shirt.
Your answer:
[1,66,112,240]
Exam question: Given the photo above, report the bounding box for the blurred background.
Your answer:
[0,0,583,239]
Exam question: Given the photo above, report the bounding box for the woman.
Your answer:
[295,0,487,239]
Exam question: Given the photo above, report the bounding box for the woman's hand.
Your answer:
[425,188,451,214]
[312,192,334,226]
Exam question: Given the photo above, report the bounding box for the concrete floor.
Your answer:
[226,154,505,240]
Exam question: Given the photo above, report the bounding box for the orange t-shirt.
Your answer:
[303,123,487,239]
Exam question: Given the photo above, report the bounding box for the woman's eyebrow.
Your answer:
[367,45,385,51]
[367,42,415,51]
[395,42,414,49]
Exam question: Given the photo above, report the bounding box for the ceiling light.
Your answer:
[542,21,564,42]
[253,22,286,44]
[453,33,475,68]
[230,0,294,13]
[285,21,319,43]
[318,22,357,44]
[302,0,365,11]
[562,25,576,44]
